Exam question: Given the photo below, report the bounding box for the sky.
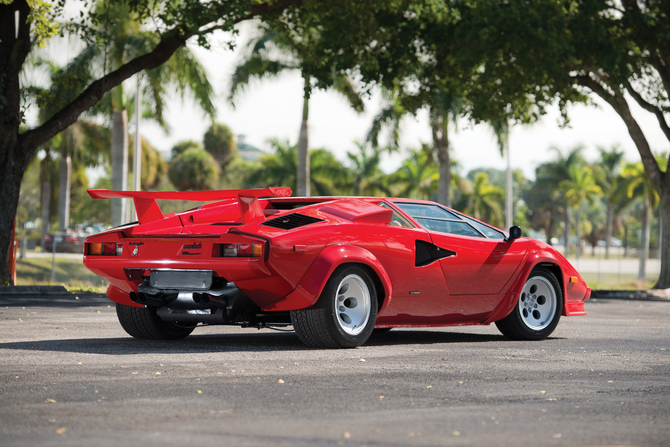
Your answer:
[38,21,669,183]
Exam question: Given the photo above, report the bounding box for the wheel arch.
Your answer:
[260,244,393,312]
[484,253,567,323]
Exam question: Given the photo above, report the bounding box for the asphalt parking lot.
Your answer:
[0,294,668,447]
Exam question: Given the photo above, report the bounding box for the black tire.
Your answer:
[291,265,378,348]
[495,267,562,340]
[116,303,195,340]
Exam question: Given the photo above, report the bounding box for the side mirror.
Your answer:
[506,225,522,242]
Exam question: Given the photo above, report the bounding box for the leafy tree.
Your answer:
[456,172,505,229]
[523,149,583,248]
[244,139,347,196]
[229,22,364,197]
[402,0,670,287]
[2,0,303,283]
[490,119,514,229]
[71,1,216,226]
[551,148,586,256]
[203,123,236,168]
[466,167,528,229]
[620,162,659,280]
[560,165,603,260]
[129,135,167,190]
[368,87,462,207]
[171,140,202,160]
[168,148,220,191]
[344,142,390,197]
[387,145,439,200]
[592,146,625,259]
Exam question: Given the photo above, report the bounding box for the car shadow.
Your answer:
[0,329,522,355]
[0,293,109,308]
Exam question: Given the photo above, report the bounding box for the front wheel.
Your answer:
[291,265,378,348]
[116,303,195,340]
[495,267,562,340]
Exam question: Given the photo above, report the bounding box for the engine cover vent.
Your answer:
[262,213,324,230]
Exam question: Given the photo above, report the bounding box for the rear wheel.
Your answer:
[116,303,195,340]
[495,267,562,340]
[291,265,377,348]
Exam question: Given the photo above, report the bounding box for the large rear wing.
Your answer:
[88,187,292,225]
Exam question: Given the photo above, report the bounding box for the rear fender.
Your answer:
[261,244,393,312]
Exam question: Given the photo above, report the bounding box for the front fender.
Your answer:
[260,244,393,312]
[483,249,590,324]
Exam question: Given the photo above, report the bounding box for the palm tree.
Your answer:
[344,142,390,196]
[619,162,659,280]
[457,172,505,229]
[592,146,625,259]
[229,23,364,197]
[368,87,462,207]
[548,147,586,256]
[29,59,109,241]
[244,140,347,196]
[490,119,513,229]
[70,1,215,226]
[388,145,439,200]
[560,165,603,260]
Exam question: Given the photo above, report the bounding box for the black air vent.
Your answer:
[262,213,324,230]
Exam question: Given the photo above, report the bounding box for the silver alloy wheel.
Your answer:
[518,276,558,331]
[335,274,371,336]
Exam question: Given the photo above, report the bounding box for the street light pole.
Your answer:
[132,72,142,221]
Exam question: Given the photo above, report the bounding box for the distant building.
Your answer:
[236,135,265,161]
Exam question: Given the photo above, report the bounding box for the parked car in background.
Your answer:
[43,231,88,253]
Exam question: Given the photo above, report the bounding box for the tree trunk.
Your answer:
[623,223,629,258]
[656,193,670,288]
[297,75,310,197]
[564,206,572,258]
[505,144,513,229]
[433,121,450,207]
[545,211,554,246]
[657,204,663,261]
[639,196,650,281]
[0,0,294,285]
[40,151,51,246]
[58,131,71,231]
[111,110,129,227]
[605,202,613,259]
[576,79,669,287]
[576,203,582,260]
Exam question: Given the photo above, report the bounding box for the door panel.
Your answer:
[431,233,529,295]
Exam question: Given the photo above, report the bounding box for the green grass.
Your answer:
[580,272,660,290]
[15,258,108,293]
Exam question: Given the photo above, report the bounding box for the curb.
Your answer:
[0,285,69,295]
[591,289,670,300]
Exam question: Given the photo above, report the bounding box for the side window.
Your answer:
[393,203,459,220]
[456,214,505,239]
[395,202,486,238]
[379,202,414,228]
[415,218,483,237]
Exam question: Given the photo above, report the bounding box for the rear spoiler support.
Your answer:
[88,187,292,225]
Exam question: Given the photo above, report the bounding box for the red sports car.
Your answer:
[83,187,590,348]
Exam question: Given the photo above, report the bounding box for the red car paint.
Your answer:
[83,187,589,333]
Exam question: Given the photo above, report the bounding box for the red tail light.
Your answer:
[87,242,123,256]
[214,243,263,257]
